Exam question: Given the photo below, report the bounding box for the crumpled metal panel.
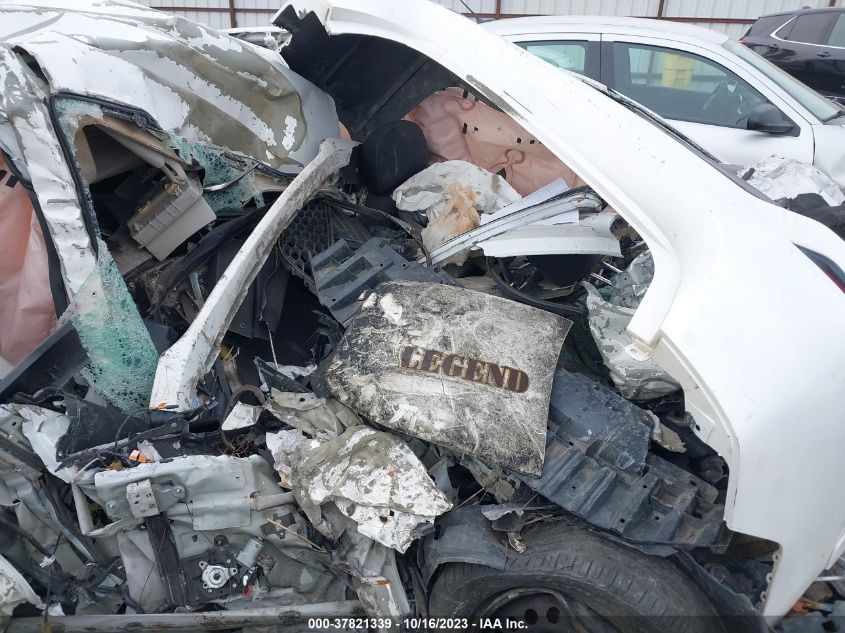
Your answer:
[279,425,452,553]
[521,369,727,548]
[325,280,572,477]
[585,283,681,401]
[0,45,96,293]
[0,3,338,173]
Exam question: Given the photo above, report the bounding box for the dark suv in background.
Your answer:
[742,8,845,100]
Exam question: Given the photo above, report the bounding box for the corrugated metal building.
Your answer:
[136,0,845,39]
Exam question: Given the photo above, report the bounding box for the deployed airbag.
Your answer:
[0,156,56,365]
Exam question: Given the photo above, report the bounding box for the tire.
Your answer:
[428,522,725,633]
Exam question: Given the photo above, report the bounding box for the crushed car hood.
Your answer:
[0,0,337,297]
[278,0,845,619]
[0,1,338,174]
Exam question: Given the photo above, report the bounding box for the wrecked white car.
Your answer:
[0,1,844,632]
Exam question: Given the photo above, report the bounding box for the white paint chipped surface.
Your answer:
[0,47,96,294]
[0,4,338,173]
[282,115,298,151]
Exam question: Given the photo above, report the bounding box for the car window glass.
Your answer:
[612,43,769,128]
[827,14,845,47]
[724,39,840,121]
[783,13,832,44]
[749,14,792,36]
[519,41,588,74]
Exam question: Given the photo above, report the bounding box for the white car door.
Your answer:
[602,34,815,166]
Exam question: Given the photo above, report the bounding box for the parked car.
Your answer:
[0,1,844,631]
[485,16,845,183]
[741,8,845,101]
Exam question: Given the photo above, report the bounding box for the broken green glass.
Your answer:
[168,135,264,214]
[71,242,158,416]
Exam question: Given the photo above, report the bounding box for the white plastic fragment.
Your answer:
[222,402,263,431]
[135,440,163,462]
[740,157,845,206]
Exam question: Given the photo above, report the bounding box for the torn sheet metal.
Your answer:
[740,157,845,207]
[0,4,338,174]
[425,191,603,266]
[150,139,356,412]
[584,283,680,401]
[393,160,521,221]
[7,405,75,483]
[285,426,451,552]
[264,389,360,440]
[0,46,96,294]
[332,526,410,619]
[610,250,654,309]
[221,402,263,431]
[326,280,571,476]
[0,553,40,620]
[266,428,308,489]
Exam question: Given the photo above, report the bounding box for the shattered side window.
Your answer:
[167,136,266,216]
[49,99,163,414]
[66,242,159,415]
[46,96,288,413]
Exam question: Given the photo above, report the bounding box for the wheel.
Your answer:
[428,522,725,633]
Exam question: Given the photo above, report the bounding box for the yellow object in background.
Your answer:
[661,53,696,88]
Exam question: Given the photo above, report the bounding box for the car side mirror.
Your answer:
[746,103,797,134]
